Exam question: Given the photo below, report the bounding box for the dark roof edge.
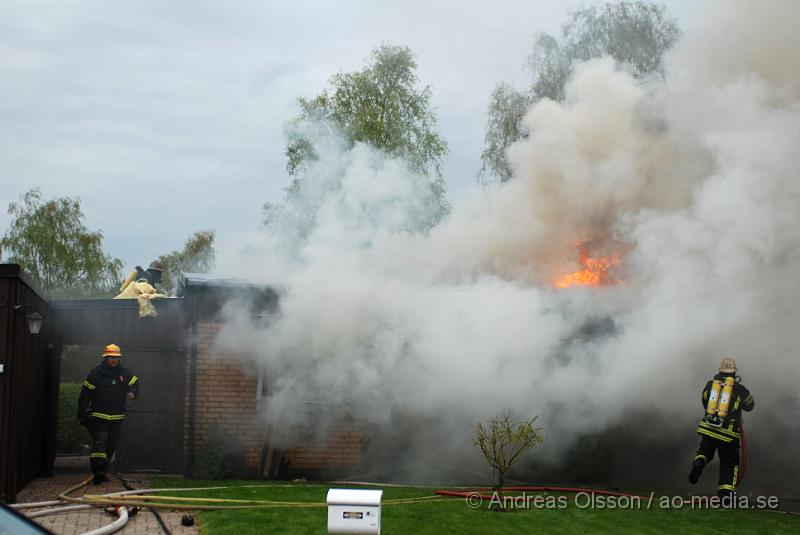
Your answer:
[180,272,286,293]
[0,263,48,299]
[49,297,184,311]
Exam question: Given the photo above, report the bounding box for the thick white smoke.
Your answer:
[217,0,800,489]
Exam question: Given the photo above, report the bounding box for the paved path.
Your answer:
[14,467,199,535]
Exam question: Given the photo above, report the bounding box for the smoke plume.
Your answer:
[217,0,800,492]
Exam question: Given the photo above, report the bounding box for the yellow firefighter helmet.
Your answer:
[718,356,737,374]
[102,343,122,357]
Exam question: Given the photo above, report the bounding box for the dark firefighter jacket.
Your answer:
[696,373,754,443]
[134,266,159,288]
[78,361,140,421]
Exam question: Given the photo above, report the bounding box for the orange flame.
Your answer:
[554,239,621,289]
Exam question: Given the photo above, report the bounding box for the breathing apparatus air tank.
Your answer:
[706,380,722,415]
[704,376,736,426]
[717,376,735,418]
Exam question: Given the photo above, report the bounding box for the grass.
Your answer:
[151,479,799,535]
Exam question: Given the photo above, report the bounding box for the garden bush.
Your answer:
[194,425,246,479]
[57,383,91,453]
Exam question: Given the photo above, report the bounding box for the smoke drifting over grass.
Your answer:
[217,0,799,490]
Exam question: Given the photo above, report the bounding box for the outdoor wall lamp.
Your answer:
[14,304,46,335]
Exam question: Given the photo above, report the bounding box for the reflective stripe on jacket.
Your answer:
[78,361,140,419]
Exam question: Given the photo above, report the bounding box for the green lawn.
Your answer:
[151,479,798,535]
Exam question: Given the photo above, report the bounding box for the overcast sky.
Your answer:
[1,0,701,271]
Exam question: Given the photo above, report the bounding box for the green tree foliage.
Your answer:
[480,1,681,183]
[268,44,450,230]
[473,411,544,506]
[157,229,216,294]
[0,189,122,298]
[479,83,531,184]
[288,44,448,179]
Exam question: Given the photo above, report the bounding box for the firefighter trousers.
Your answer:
[694,435,740,495]
[88,418,123,477]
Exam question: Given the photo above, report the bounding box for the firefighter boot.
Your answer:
[718,489,734,503]
[90,457,103,485]
[91,457,109,485]
[689,458,705,484]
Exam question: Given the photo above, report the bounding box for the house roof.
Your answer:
[178,271,283,293]
[178,272,282,316]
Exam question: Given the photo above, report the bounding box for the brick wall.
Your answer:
[284,428,363,472]
[184,321,263,472]
[184,319,364,477]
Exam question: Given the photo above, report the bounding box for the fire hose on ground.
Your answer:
[9,430,761,535]
[16,477,444,518]
[25,477,646,515]
[82,506,129,535]
[113,472,172,535]
[11,424,752,521]
[12,476,131,535]
[49,475,445,510]
[17,476,749,517]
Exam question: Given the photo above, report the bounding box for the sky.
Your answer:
[0,0,701,271]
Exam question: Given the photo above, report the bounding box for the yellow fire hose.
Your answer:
[57,476,446,511]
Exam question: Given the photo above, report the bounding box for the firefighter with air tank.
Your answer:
[77,344,140,484]
[689,357,754,497]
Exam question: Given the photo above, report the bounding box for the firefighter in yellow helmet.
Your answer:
[689,357,754,498]
[77,344,140,484]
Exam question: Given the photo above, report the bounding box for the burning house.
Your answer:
[3,0,799,503]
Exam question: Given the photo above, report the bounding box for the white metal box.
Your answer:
[326,488,382,534]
